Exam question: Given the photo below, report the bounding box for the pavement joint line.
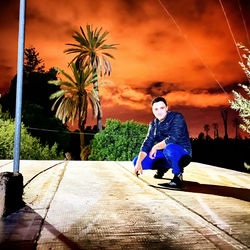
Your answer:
[32,160,69,249]
[23,160,66,188]
[116,162,249,250]
[0,160,13,168]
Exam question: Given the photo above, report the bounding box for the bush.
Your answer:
[0,118,64,160]
[89,119,148,161]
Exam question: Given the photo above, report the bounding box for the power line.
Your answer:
[218,0,250,84]
[25,126,146,138]
[237,0,250,47]
[0,123,146,138]
[157,0,229,95]
[218,0,244,63]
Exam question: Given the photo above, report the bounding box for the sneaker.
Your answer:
[168,173,183,188]
[178,155,191,173]
[154,167,169,179]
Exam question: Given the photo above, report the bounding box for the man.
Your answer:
[133,97,192,188]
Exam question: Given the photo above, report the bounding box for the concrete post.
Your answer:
[0,172,24,217]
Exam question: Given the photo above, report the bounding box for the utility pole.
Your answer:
[13,0,26,172]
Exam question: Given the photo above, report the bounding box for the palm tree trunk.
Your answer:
[79,123,85,159]
[221,109,228,140]
[92,65,102,132]
[78,94,88,160]
[224,120,228,139]
[94,81,102,132]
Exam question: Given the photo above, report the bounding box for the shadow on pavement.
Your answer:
[0,205,82,250]
[151,181,250,202]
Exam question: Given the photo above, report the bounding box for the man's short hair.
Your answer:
[151,97,167,107]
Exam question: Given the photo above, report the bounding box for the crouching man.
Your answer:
[133,97,192,189]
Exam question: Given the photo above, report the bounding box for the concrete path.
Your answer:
[0,160,249,249]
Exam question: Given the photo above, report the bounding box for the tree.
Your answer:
[0,118,63,160]
[64,25,117,131]
[221,108,228,139]
[229,44,250,134]
[198,132,205,140]
[203,124,210,139]
[24,47,45,74]
[233,118,240,139]
[0,49,70,151]
[48,62,100,159]
[230,84,250,134]
[89,119,148,161]
[212,123,219,139]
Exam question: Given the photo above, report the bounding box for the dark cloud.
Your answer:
[0,0,19,26]
[25,6,74,40]
[190,81,244,95]
[192,63,207,72]
[145,81,182,96]
[120,0,144,13]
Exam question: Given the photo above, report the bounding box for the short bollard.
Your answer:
[0,172,24,217]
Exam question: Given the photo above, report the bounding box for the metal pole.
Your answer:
[13,0,26,173]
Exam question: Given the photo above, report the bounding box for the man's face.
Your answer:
[152,101,168,121]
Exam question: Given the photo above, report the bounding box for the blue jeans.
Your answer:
[132,143,190,175]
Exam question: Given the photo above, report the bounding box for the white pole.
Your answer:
[13,0,26,172]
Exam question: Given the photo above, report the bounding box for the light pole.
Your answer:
[13,0,26,172]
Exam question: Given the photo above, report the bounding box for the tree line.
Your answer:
[0,28,249,165]
[0,25,117,160]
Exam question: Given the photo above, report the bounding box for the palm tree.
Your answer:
[204,124,210,139]
[212,123,219,139]
[48,62,99,159]
[221,108,228,139]
[233,118,240,139]
[64,25,117,131]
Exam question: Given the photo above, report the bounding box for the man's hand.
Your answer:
[135,162,143,177]
[149,141,167,159]
[149,146,157,159]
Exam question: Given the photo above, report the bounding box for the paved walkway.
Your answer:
[0,160,250,249]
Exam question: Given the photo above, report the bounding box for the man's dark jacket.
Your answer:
[141,111,192,155]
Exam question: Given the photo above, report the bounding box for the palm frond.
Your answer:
[51,95,63,111]
[98,31,109,44]
[73,31,88,46]
[48,80,76,88]
[65,43,83,48]
[64,48,85,54]
[50,89,66,100]
[86,25,94,49]
[48,80,61,86]
[95,27,103,41]
[80,26,89,43]
[70,63,80,86]
[54,67,75,84]
[102,52,115,59]
[101,44,117,50]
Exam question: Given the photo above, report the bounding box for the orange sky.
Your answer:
[0,0,249,138]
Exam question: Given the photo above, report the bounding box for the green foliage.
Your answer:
[0,118,64,160]
[230,84,250,134]
[229,44,250,134]
[48,63,99,126]
[64,25,117,77]
[0,61,71,152]
[0,104,11,120]
[24,47,45,74]
[89,119,148,161]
